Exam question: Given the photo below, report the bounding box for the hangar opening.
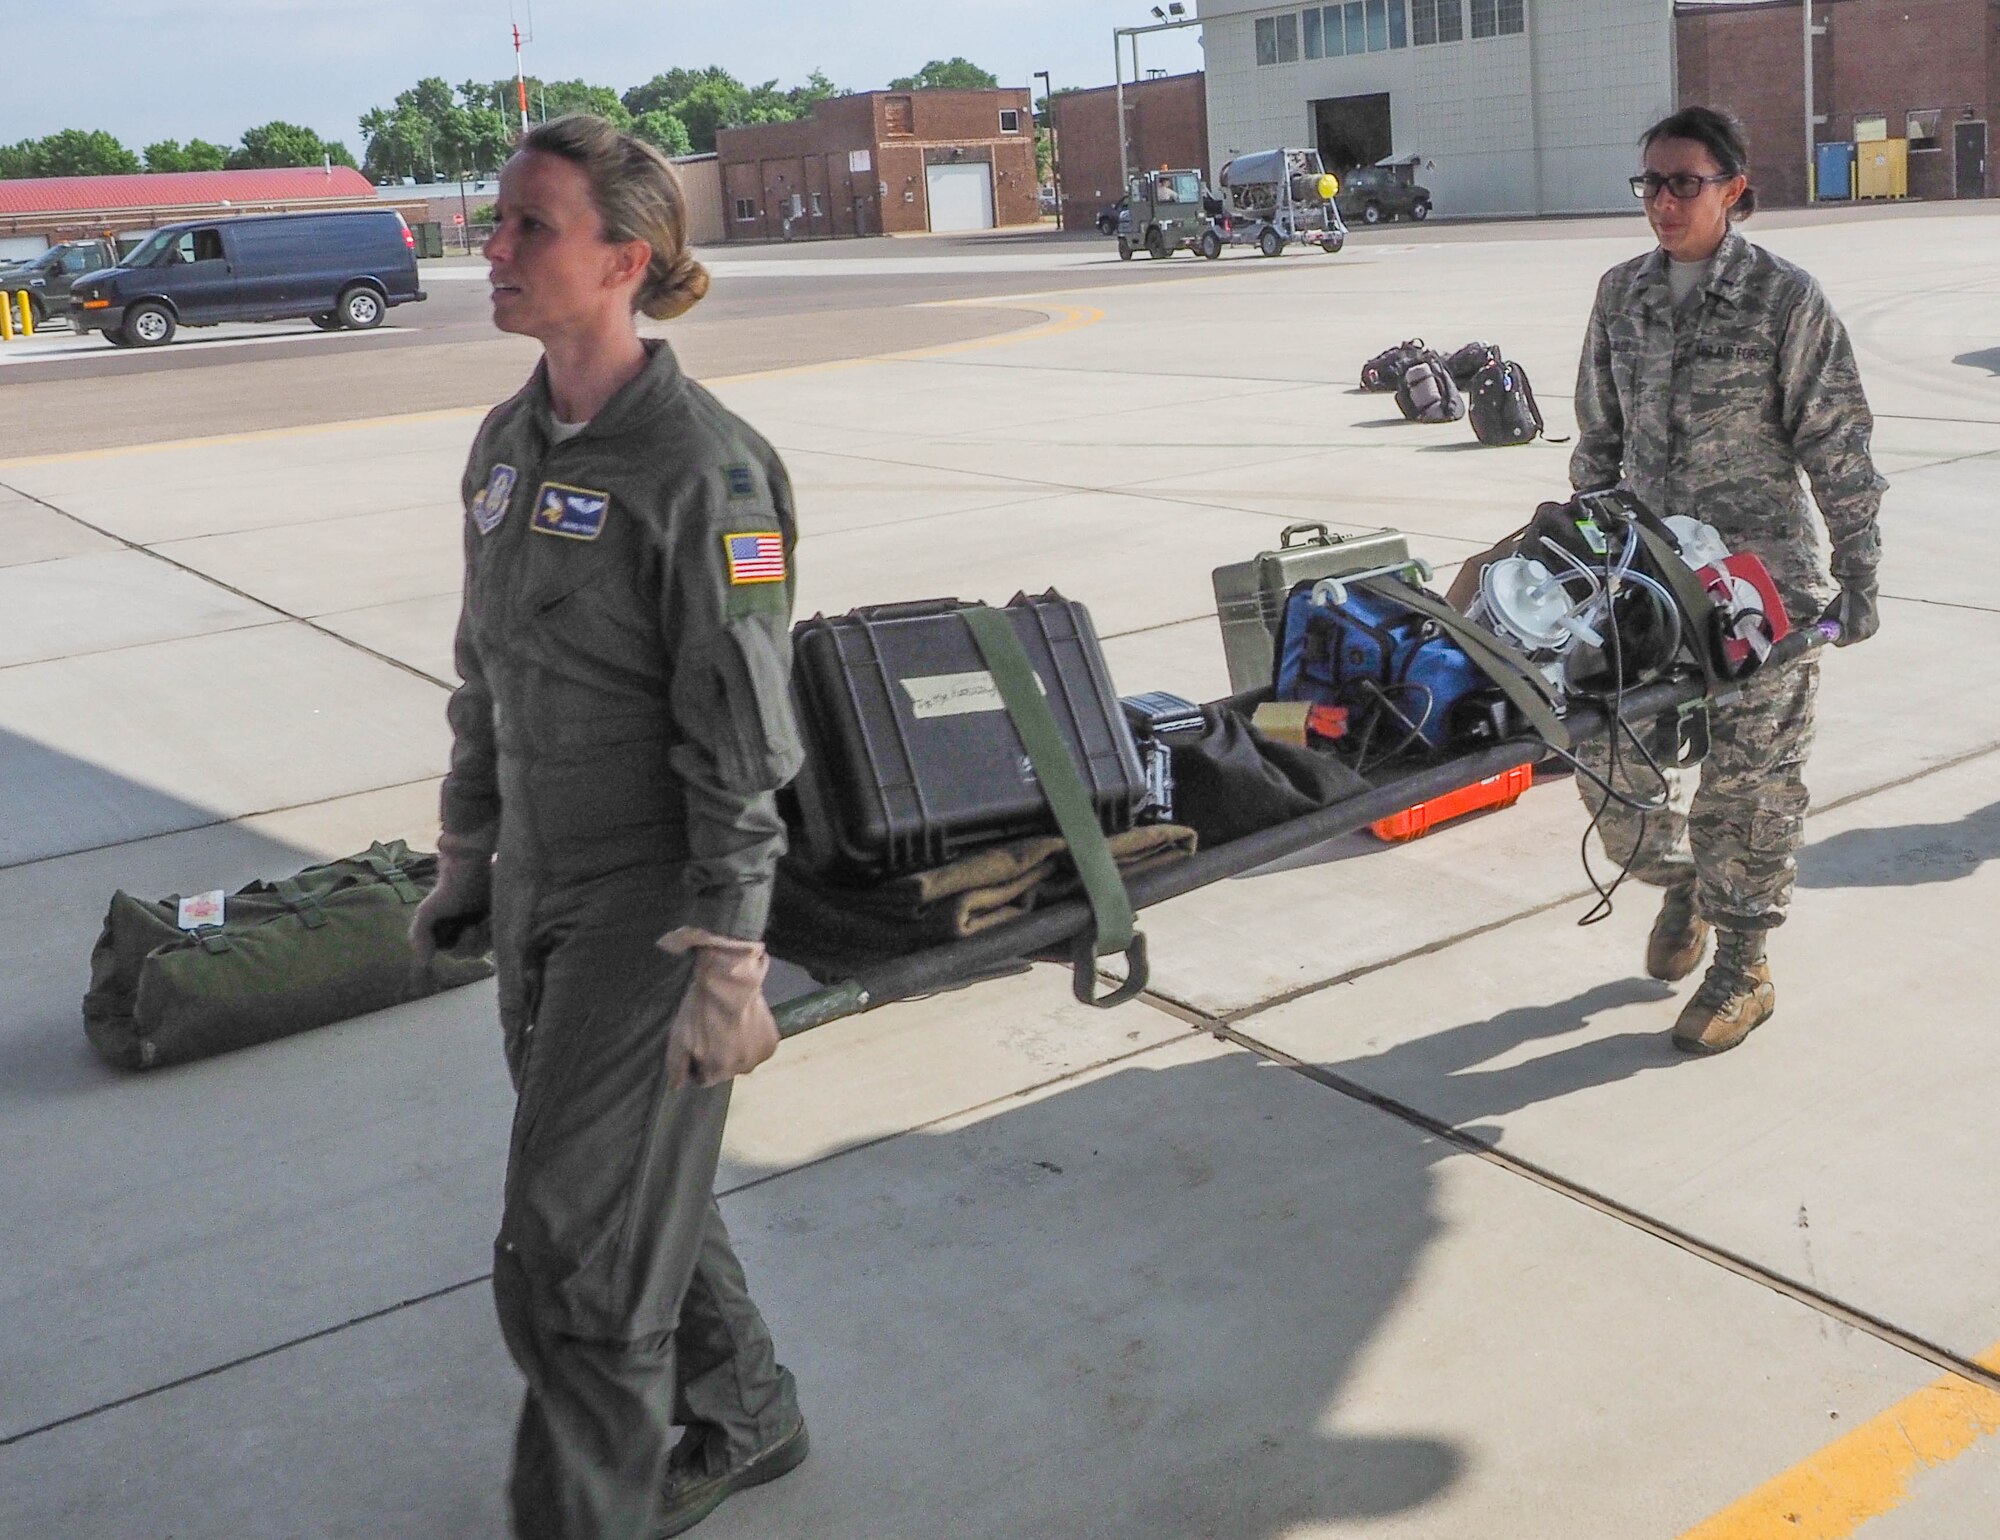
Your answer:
[1312,93,1394,174]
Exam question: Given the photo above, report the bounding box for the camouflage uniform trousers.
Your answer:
[1576,656,1819,933]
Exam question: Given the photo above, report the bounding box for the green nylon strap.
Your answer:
[1627,522,1726,692]
[361,847,423,904]
[1354,577,1572,752]
[961,605,1137,961]
[274,878,330,929]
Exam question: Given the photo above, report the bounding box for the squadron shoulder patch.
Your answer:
[723,530,786,585]
[471,463,517,535]
[531,482,611,541]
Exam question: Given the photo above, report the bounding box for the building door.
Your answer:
[1955,121,1987,199]
[925,162,995,232]
[1312,93,1393,175]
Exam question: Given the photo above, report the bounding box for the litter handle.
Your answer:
[1763,618,1841,670]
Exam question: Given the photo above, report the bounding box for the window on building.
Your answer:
[884,95,914,135]
[1907,108,1942,150]
[999,109,1021,134]
[1304,6,1324,58]
[810,192,824,215]
[1344,1,1366,53]
[1256,16,1279,65]
[1495,0,1523,32]
[1389,0,1408,47]
[1366,0,1389,50]
[1470,0,1497,38]
[1436,0,1465,42]
[1853,114,1889,142]
[1322,5,1345,55]
[734,198,758,221]
[1276,12,1300,60]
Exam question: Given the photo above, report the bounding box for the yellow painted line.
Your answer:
[1678,1343,2000,1540]
[711,301,1103,384]
[0,300,1105,470]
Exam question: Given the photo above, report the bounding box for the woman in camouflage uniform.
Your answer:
[1571,106,1885,1054]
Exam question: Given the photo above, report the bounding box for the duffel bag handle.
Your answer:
[274,878,331,929]
[1280,522,1332,549]
[360,846,423,904]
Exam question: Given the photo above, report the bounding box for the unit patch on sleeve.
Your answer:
[723,531,786,585]
[471,463,517,535]
[725,465,758,499]
[531,482,611,541]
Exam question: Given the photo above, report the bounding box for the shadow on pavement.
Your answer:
[1797,799,2000,889]
[1951,347,2000,376]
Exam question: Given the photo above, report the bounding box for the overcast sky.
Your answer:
[14,1,1207,153]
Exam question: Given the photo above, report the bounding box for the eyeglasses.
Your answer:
[1630,171,1736,201]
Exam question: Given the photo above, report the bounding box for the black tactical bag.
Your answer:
[1444,341,1503,387]
[1467,357,1548,445]
[1360,338,1430,392]
[1394,355,1465,423]
[83,841,494,1070]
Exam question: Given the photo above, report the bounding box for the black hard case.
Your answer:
[787,592,1146,876]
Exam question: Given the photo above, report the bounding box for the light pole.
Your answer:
[1034,69,1061,223]
[1115,4,1199,199]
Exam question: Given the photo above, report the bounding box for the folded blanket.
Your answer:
[771,824,1197,978]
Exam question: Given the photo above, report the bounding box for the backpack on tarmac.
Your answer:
[1394,356,1465,423]
[82,841,494,1070]
[1360,338,1431,392]
[1444,341,1503,387]
[1467,357,1549,445]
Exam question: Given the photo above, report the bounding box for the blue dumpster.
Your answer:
[1816,141,1856,201]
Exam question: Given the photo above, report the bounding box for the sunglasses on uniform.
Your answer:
[1630,171,1737,201]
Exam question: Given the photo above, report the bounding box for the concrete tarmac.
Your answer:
[2,209,1997,1538]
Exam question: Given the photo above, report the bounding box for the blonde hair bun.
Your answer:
[522,114,709,320]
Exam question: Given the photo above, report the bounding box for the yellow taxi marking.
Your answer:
[1677,1342,2000,1540]
[0,302,1106,471]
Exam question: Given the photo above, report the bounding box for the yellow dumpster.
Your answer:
[1856,138,1909,199]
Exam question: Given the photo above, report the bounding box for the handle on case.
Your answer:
[1279,522,1333,549]
[849,598,966,622]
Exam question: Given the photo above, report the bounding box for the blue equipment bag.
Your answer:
[1275,580,1491,754]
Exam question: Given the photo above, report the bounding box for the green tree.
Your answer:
[143,138,229,173]
[622,66,737,119]
[17,129,143,177]
[633,110,693,158]
[0,141,37,179]
[786,69,840,114]
[539,80,633,127]
[229,121,355,170]
[889,58,999,91]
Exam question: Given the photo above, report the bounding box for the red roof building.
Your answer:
[0,166,426,252]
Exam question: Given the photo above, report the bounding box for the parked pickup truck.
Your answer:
[0,238,122,324]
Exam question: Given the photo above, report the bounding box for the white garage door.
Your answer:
[925,163,995,233]
[0,235,49,263]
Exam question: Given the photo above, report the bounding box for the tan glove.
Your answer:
[409,831,495,970]
[658,927,780,1090]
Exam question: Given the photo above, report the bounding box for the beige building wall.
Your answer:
[673,156,727,247]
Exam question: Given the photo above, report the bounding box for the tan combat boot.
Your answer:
[1671,930,1774,1055]
[1646,884,1710,982]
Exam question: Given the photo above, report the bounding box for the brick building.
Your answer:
[716,89,1039,241]
[1676,0,1997,207]
[1050,73,1211,232]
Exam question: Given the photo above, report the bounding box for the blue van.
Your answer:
[68,209,426,348]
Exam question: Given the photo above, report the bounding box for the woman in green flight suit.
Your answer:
[410,114,810,1538]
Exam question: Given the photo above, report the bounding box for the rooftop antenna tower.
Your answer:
[510,0,535,136]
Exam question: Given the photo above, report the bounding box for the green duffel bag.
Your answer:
[83,840,494,1070]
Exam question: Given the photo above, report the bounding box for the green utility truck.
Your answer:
[1115,169,1211,261]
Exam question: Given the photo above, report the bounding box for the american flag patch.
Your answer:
[724,531,786,585]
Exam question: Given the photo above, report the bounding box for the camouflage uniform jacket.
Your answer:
[1570,228,1886,616]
